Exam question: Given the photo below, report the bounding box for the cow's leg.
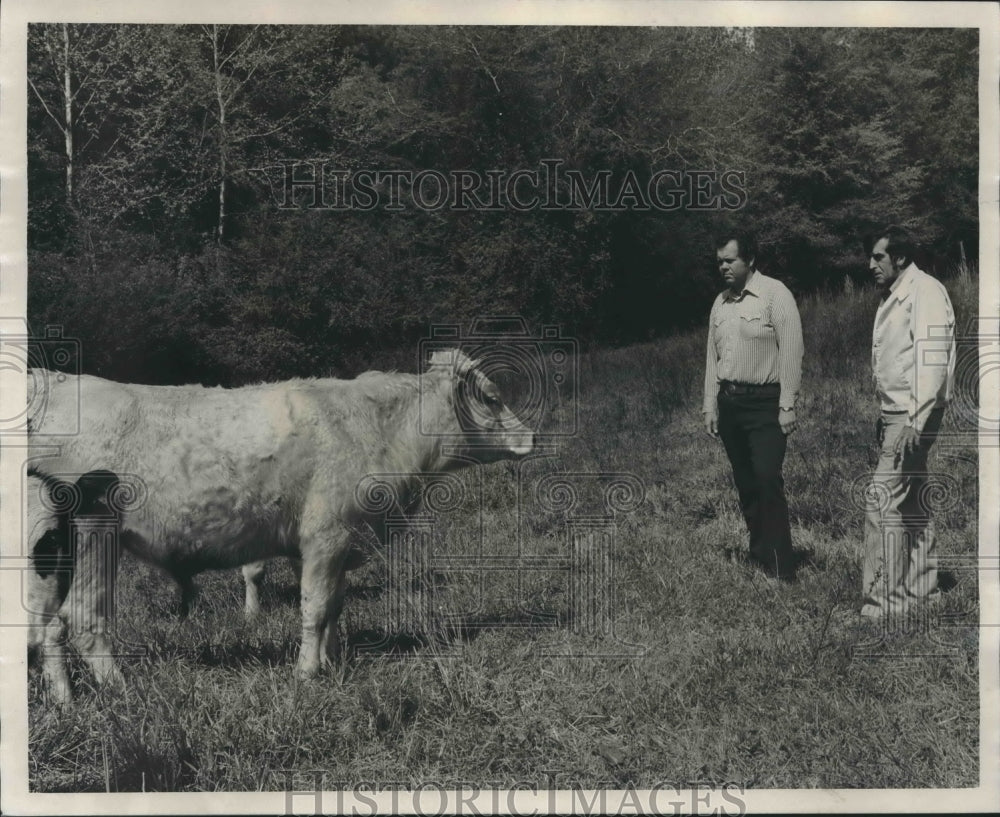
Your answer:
[41,615,73,706]
[29,569,72,703]
[296,531,350,679]
[297,553,333,679]
[319,562,350,669]
[243,561,266,617]
[66,518,123,689]
[70,629,123,689]
[176,573,198,619]
[245,558,303,618]
[27,483,74,705]
[28,562,66,669]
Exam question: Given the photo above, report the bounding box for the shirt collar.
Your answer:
[724,268,761,301]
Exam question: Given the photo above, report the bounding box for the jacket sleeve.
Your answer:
[910,278,955,432]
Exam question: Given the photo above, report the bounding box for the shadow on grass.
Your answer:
[348,610,559,658]
[128,585,555,670]
[192,640,299,669]
[247,579,386,616]
[348,629,429,657]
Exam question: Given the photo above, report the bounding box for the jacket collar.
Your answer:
[886,263,920,304]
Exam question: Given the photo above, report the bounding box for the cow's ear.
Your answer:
[425,349,449,371]
[429,348,466,372]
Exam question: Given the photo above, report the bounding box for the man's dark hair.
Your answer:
[716,232,758,266]
[863,225,919,267]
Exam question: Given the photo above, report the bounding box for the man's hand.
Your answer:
[704,409,719,439]
[894,425,920,462]
[779,408,797,436]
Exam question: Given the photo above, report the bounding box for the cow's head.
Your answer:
[425,349,534,463]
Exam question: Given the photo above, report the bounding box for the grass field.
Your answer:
[27,269,980,792]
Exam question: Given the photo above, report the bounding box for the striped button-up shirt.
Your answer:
[703,269,804,412]
[872,263,955,432]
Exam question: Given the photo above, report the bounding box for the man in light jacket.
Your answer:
[863,225,956,620]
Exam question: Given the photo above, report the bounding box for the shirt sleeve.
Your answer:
[703,298,720,413]
[771,283,803,410]
[909,279,955,433]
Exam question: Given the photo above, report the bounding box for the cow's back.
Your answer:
[26,371,409,567]
[29,373,328,563]
[32,372,302,471]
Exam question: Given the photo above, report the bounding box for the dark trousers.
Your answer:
[717,388,795,578]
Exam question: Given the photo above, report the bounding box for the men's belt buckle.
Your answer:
[725,382,775,395]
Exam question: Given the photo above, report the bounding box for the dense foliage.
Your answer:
[27,25,978,384]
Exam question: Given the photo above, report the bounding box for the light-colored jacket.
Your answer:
[872,263,956,432]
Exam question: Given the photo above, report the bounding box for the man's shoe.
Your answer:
[860,602,882,619]
[724,547,749,565]
[748,555,796,583]
[860,601,908,621]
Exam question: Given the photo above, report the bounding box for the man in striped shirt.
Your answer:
[862,226,956,620]
[703,232,804,580]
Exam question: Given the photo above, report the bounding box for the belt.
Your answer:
[719,381,780,396]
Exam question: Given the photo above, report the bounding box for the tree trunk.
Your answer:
[212,24,226,244]
[62,23,73,204]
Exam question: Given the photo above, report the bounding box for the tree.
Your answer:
[28,24,980,384]
[28,24,135,249]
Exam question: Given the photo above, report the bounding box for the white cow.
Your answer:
[28,350,532,681]
[26,471,124,704]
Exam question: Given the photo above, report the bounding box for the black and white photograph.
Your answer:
[1,1,997,813]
